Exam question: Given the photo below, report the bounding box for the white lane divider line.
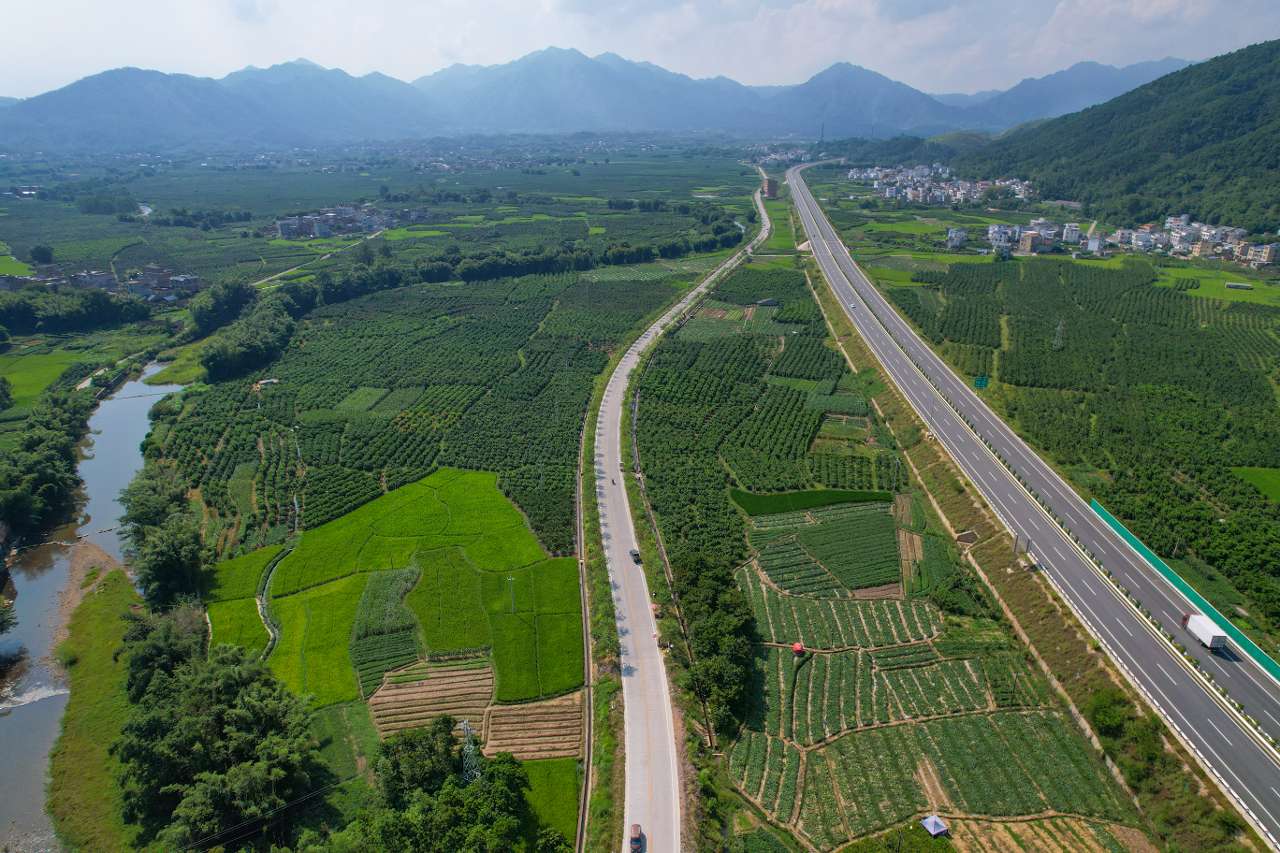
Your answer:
[1207,717,1234,746]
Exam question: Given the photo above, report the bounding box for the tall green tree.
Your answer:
[112,645,318,848]
[131,513,205,607]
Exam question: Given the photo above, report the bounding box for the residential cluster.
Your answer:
[0,262,203,303]
[982,218,1097,256]
[274,204,395,240]
[847,165,1034,205]
[1106,214,1278,268]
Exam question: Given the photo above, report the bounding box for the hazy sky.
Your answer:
[5,0,1279,98]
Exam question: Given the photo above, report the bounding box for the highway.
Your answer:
[789,163,1280,847]
[594,184,771,852]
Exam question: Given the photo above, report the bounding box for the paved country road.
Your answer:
[595,184,771,852]
[790,163,1280,848]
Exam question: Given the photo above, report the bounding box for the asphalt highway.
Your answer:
[594,186,771,852]
[790,163,1280,847]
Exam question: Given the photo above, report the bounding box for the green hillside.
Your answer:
[954,39,1280,231]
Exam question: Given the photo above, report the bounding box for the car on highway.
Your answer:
[629,548,642,564]
[630,823,643,851]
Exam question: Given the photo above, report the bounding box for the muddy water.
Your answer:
[0,365,181,851]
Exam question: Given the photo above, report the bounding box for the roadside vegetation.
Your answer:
[810,256,1259,851]
[816,169,1280,653]
[631,249,1145,849]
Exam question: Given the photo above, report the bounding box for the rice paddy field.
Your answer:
[226,467,585,706]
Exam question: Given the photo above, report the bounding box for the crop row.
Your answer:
[869,643,939,670]
[785,710,1127,848]
[797,507,900,590]
[756,539,848,598]
[739,567,940,649]
[728,731,802,823]
[880,659,987,719]
[158,273,684,554]
[352,629,420,697]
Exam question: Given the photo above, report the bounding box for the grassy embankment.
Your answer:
[47,570,141,851]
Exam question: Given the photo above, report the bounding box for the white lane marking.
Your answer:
[1156,663,1176,685]
[1117,619,1134,638]
[1146,678,1277,830]
[1208,717,1235,746]
[1236,659,1280,698]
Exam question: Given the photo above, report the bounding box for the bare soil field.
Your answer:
[948,817,1157,853]
[485,689,584,760]
[368,659,494,737]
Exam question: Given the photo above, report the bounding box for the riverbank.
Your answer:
[46,568,140,852]
[50,542,120,657]
[0,364,182,850]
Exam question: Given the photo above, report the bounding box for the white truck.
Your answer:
[1182,612,1229,651]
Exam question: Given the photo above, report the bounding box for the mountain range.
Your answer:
[0,48,1189,150]
[954,40,1280,231]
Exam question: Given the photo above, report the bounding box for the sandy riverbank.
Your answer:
[50,541,122,656]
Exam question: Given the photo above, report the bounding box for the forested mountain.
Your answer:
[954,40,1280,231]
[969,58,1190,127]
[0,96,17,108]
[0,48,1190,150]
[0,68,275,149]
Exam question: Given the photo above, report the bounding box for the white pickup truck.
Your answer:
[1182,612,1229,650]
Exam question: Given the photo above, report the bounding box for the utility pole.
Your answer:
[508,576,515,613]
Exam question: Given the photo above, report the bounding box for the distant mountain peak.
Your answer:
[0,47,1209,149]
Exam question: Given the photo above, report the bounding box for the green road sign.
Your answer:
[974,375,989,389]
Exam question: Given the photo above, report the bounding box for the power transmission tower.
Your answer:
[1052,317,1065,351]
[460,719,482,783]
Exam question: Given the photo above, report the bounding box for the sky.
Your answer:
[5,0,1280,98]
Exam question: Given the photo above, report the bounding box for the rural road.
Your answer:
[790,163,1280,848]
[594,182,771,852]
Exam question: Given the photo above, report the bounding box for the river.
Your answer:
[0,365,181,851]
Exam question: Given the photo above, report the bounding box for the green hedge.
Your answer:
[729,487,891,515]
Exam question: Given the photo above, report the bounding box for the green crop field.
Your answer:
[260,468,582,706]
[523,758,581,842]
[763,198,797,253]
[1233,466,1280,501]
[207,598,270,654]
[0,253,32,275]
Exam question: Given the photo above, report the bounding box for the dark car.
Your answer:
[630,823,643,852]
[629,548,642,565]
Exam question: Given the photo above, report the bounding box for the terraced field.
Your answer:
[369,659,495,736]
[486,690,584,760]
[730,512,1135,850]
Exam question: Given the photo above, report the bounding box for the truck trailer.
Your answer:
[1182,612,1228,651]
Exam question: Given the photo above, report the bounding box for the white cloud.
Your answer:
[2,0,1278,97]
